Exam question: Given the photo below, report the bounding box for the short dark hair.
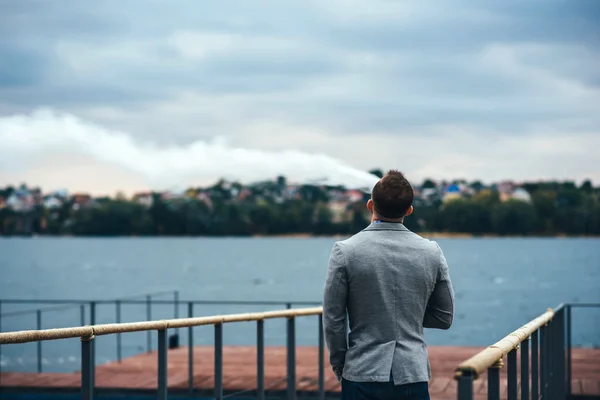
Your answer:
[371,170,414,219]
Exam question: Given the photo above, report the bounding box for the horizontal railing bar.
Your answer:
[455,307,556,379]
[1,303,88,318]
[103,290,178,300]
[0,291,175,306]
[567,303,600,308]
[0,307,323,345]
[0,299,321,306]
[552,303,566,313]
[0,290,179,317]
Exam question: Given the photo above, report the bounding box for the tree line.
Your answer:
[0,178,598,237]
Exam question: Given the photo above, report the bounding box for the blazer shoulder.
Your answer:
[420,237,445,255]
[333,232,371,261]
[403,231,442,249]
[335,231,368,250]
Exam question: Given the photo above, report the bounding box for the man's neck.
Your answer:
[372,216,404,224]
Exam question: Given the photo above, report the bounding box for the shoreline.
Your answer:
[254,232,600,239]
[2,232,599,239]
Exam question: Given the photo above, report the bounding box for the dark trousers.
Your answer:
[341,377,430,400]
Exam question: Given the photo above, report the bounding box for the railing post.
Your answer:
[507,348,517,400]
[286,303,292,310]
[81,336,94,400]
[540,325,547,400]
[146,295,152,353]
[318,314,325,400]
[456,372,474,400]
[36,309,42,373]
[532,329,539,400]
[257,319,265,400]
[116,300,122,362]
[90,301,96,390]
[0,300,3,380]
[214,323,223,400]
[174,291,179,338]
[548,317,555,398]
[487,361,502,400]
[90,301,96,325]
[548,316,555,400]
[287,317,296,400]
[556,308,566,400]
[566,305,572,397]
[188,302,194,393]
[158,329,168,400]
[521,337,530,400]
[80,304,85,326]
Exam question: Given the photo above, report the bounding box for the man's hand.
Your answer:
[332,365,344,382]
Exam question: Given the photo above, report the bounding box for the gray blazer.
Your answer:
[322,222,454,385]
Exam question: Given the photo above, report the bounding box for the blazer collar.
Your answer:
[363,221,409,232]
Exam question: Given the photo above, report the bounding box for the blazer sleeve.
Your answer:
[423,242,455,330]
[322,242,349,373]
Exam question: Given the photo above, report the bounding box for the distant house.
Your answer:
[43,196,63,209]
[283,186,299,200]
[133,192,153,207]
[443,184,461,202]
[496,180,517,202]
[418,188,441,205]
[196,192,213,209]
[52,189,69,198]
[347,190,364,203]
[328,200,350,223]
[443,184,457,193]
[6,191,34,212]
[497,181,515,193]
[72,193,92,205]
[421,188,438,198]
[161,191,186,201]
[237,188,252,201]
[458,183,475,196]
[511,187,532,203]
[327,189,348,202]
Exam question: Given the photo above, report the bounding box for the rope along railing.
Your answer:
[0,297,321,371]
[0,307,324,400]
[455,304,570,400]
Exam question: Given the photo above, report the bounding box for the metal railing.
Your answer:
[0,295,321,373]
[0,290,180,372]
[1,301,597,400]
[455,303,600,400]
[0,306,325,400]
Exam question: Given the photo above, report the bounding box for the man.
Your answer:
[322,170,454,400]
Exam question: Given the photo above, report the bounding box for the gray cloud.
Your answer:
[0,0,599,189]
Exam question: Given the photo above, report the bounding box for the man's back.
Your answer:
[323,221,454,386]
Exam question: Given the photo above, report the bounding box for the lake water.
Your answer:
[0,236,599,373]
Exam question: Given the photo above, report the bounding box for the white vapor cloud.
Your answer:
[0,109,380,194]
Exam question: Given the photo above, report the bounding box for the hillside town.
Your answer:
[0,179,534,215]
[0,173,598,236]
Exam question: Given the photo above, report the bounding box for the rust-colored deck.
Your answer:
[1,346,599,399]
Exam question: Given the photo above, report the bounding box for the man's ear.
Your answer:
[367,199,374,212]
[405,205,414,217]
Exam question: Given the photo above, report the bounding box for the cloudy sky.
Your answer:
[0,0,599,194]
